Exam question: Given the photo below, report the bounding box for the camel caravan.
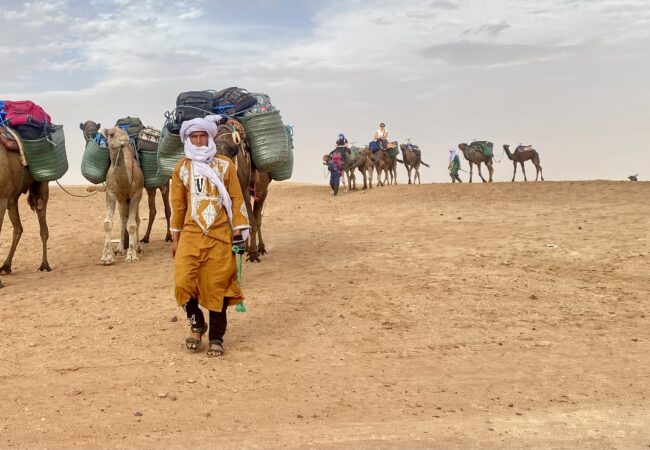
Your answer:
[78,87,293,265]
[324,134,544,192]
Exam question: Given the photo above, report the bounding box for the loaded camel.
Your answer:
[458,142,494,183]
[100,127,144,264]
[503,144,544,182]
[81,120,171,243]
[399,143,430,184]
[0,129,52,288]
[215,119,271,262]
[370,141,401,187]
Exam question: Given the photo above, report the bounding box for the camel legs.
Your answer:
[476,162,488,183]
[247,172,270,262]
[487,160,494,182]
[161,184,172,241]
[0,198,7,286]
[101,193,117,265]
[140,188,157,244]
[0,197,23,274]
[468,162,474,183]
[117,201,128,255]
[126,192,142,262]
[255,175,270,255]
[520,161,528,181]
[30,182,51,272]
[533,156,544,181]
[476,163,487,183]
[511,161,518,182]
[414,164,421,184]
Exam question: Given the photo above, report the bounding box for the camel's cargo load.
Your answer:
[470,140,494,157]
[0,100,51,128]
[115,116,144,139]
[241,110,290,172]
[174,91,215,125]
[136,127,168,188]
[269,125,294,181]
[81,135,110,184]
[136,127,160,153]
[212,87,257,116]
[20,124,69,181]
[387,142,399,158]
[157,127,183,178]
[241,93,276,118]
[139,149,168,189]
[158,87,292,176]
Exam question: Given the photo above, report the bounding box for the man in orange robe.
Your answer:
[170,115,250,357]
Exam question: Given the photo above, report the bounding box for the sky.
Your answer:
[1,0,649,184]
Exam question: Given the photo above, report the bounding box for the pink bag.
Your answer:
[2,100,52,126]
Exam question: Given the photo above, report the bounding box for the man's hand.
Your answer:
[232,233,246,255]
[171,232,180,258]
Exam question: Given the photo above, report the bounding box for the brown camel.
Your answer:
[0,134,51,289]
[458,142,494,183]
[372,141,401,186]
[399,144,430,184]
[215,120,271,262]
[503,144,544,182]
[100,127,144,265]
[79,120,101,143]
[322,148,369,191]
[81,120,171,243]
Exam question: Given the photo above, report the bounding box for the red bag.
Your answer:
[2,100,52,126]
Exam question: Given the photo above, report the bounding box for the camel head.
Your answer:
[215,123,241,159]
[106,127,130,151]
[322,154,331,165]
[503,144,510,150]
[458,143,467,152]
[80,120,101,142]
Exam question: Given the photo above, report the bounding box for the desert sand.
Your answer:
[0,180,649,449]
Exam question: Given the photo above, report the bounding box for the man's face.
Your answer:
[189,131,209,147]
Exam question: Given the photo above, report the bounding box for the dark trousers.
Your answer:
[183,297,228,342]
[450,173,462,183]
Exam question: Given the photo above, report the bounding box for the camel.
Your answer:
[371,141,401,186]
[399,144,430,184]
[100,127,144,265]
[322,148,369,191]
[79,120,101,142]
[503,145,544,182]
[0,133,51,289]
[215,120,271,262]
[81,120,171,243]
[458,142,494,183]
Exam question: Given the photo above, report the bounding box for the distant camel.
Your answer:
[399,144,430,184]
[372,141,401,186]
[0,130,52,288]
[628,174,638,182]
[215,119,271,262]
[79,120,101,143]
[100,127,143,265]
[81,120,171,243]
[322,148,368,191]
[503,144,544,182]
[458,142,494,183]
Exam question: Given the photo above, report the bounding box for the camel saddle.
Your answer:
[0,127,28,166]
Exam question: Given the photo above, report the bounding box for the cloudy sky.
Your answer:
[2,0,649,184]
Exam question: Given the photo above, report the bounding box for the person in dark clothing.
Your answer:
[328,152,342,195]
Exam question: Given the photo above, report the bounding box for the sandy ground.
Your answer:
[0,180,649,449]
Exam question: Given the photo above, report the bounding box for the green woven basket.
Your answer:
[21,125,69,182]
[269,148,293,181]
[241,110,290,171]
[157,127,184,178]
[140,150,169,189]
[81,139,110,184]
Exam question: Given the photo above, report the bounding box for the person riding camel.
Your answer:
[374,122,389,150]
[330,132,350,162]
